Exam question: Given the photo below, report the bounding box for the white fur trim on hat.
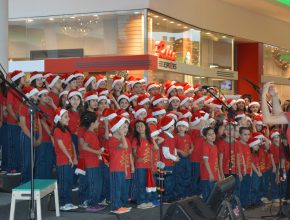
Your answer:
[249,101,260,107]
[168,96,180,104]
[235,114,246,119]
[190,117,201,127]
[78,87,86,93]
[117,95,130,103]
[254,134,264,139]
[134,108,147,118]
[152,97,166,106]
[74,72,84,78]
[236,99,245,103]
[110,117,126,132]
[138,97,150,106]
[184,87,194,94]
[24,88,39,99]
[255,121,263,125]
[203,113,209,120]
[59,90,68,97]
[29,73,43,83]
[249,139,261,148]
[161,118,175,131]
[96,78,106,88]
[68,91,82,99]
[271,131,280,139]
[147,84,159,91]
[180,97,189,106]
[146,117,157,124]
[183,111,192,118]
[84,76,95,87]
[48,75,60,88]
[152,109,166,116]
[193,96,205,105]
[112,78,124,89]
[11,71,25,82]
[166,86,176,95]
[65,74,76,84]
[227,100,236,108]
[129,94,138,102]
[151,129,161,138]
[98,95,108,103]
[103,113,117,121]
[85,94,98,102]
[54,109,67,124]
[176,120,189,128]
[167,113,178,121]
[38,89,49,96]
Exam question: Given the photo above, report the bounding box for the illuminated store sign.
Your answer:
[154,41,176,61]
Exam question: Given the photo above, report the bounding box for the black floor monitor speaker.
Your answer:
[0,173,21,192]
[163,196,216,220]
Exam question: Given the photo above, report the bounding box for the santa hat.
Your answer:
[127,76,139,88]
[252,132,264,140]
[204,96,214,105]
[59,90,68,97]
[149,124,161,137]
[133,105,147,118]
[109,115,127,132]
[10,70,25,82]
[46,75,60,88]
[67,89,82,100]
[117,93,130,103]
[54,108,67,124]
[64,73,76,84]
[78,87,86,93]
[151,94,167,106]
[23,86,39,99]
[38,88,49,96]
[249,101,260,108]
[183,84,194,94]
[193,83,202,92]
[235,113,246,120]
[137,94,150,106]
[167,111,179,122]
[98,95,109,104]
[192,95,205,105]
[83,76,96,88]
[178,109,192,118]
[176,117,189,128]
[159,115,175,131]
[43,72,53,79]
[253,114,263,125]
[211,98,223,109]
[178,94,189,106]
[116,109,130,118]
[270,129,280,139]
[226,98,236,108]
[164,84,176,95]
[174,82,184,91]
[190,111,202,127]
[95,75,107,88]
[248,137,261,148]
[168,96,180,104]
[111,76,124,88]
[129,94,138,102]
[199,110,209,120]
[83,91,98,102]
[29,71,43,83]
[152,107,166,117]
[146,82,160,92]
[96,88,109,96]
[145,114,158,124]
[236,98,245,103]
[146,168,157,192]
[102,108,117,121]
[75,158,86,175]
[74,70,84,78]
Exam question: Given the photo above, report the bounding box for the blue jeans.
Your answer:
[122,179,131,205]
[201,180,216,201]
[191,162,201,196]
[101,162,110,201]
[79,173,89,204]
[240,174,251,207]
[249,172,262,205]
[175,156,192,198]
[0,122,8,171]
[56,164,73,206]
[7,123,21,172]
[35,141,55,179]
[261,169,271,199]
[135,168,150,205]
[110,171,126,211]
[20,131,32,184]
[87,166,103,206]
[163,166,176,202]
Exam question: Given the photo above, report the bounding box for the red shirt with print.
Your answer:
[189,129,204,163]
[251,152,260,171]
[53,128,74,165]
[6,89,22,124]
[237,141,252,174]
[159,132,176,167]
[83,131,101,168]
[217,139,239,174]
[175,133,192,155]
[68,110,80,135]
[132,137,153,169]
[108,136,126,172]
[38,103,54,142]
[270,144,284,164]
[200,142,219,181]
[19,103,40,133]
[258,147,272,172]
[125,137,132,179]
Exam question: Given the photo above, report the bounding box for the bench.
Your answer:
[9,179,60,220]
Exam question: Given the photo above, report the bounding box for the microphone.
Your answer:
[201,85,214,90]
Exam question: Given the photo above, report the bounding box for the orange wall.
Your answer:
[237,43,263,101]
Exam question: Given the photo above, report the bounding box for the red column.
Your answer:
[237,43,263,101]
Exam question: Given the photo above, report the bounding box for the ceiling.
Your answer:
[221,0,290,23]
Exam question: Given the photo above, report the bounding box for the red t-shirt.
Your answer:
[216,139,239,174]
[108,136,126,172]
[270,144,284,164]
[6,89,22,124]
[132,137,153,169]
[160,132,176,167]
[258,147,272,172]
[125,137,132,179]
[48,91,60,107]
[83,131,100,168]
[175,133,192,155]
[53,127,74,165]
[251,152,260,171]
[39,103,55,142]
[97,120,107,150]
[68,110,80,135]
[200,142,219,181]
[189,129,204,163]
[19,103,40,133]
[237,141,252,174]
[0,93,6,122]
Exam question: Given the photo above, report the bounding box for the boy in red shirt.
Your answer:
[175,118,193,199]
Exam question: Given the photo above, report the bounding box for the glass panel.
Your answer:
[263,44,290,77]
[148,11,200,65]
[200,31,233,70]
[9,10,144,61]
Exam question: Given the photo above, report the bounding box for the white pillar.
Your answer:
[0,0,8,73]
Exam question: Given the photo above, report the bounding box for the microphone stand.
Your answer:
[0,64,48,220]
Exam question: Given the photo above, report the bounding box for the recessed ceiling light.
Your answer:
[190,28,194,30]
[154,15,159,18]
[27,19,34,22]
[49,18,54,21]
[222,35,227,38]
[177,24,181,26]
[170,21,174,24]
[93,15,99,17]
[184,26,188,28]
[206,32,211,35]
[70,16,75,19]
[162,18,167,21]
[157,23,160,25]
[134,12,140,14]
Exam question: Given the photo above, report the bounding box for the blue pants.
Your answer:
[110,171,126,211]
[35,141,55,179]
[191,162,201,196]
[87,166,103,206]
[270,171,280,199]
[56,164,73,206]
[201,180,216,201]
[0,122,8,171]
[175,156,192,199]
[20,132,32,184]
[163,166,176,202]
[79,173,89,204]
[249,172,262,205]
[7,123,21,172]
[101,162,110,201]
[135,168,150,205]
[261,169,271,199]
[240,174,251,207]
[122,179,131,205]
